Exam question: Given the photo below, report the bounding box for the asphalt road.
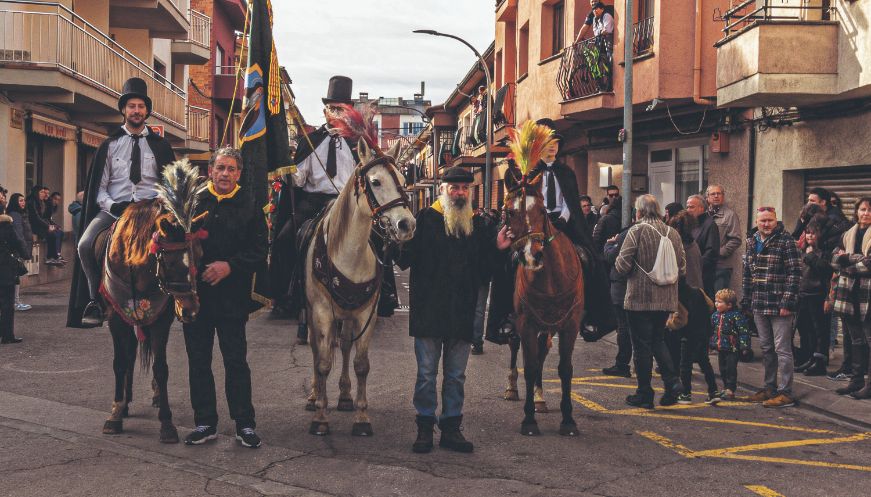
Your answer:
[0,272,869,497]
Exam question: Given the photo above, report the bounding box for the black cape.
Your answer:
[66,126,176,327]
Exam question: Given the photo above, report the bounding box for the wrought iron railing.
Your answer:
[633,16,655,56]
[556,35,613,101]
[493,82,515,129]
[186,105,210,142]
[188,9,211,49]
[721,0,832,38]
[0,1,187,127]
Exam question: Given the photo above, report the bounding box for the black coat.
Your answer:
[531,160,592,249]
[593,197,622,252]
[693,212,720,294]
[677,281,714,341]
[0,215,27,287]
[67,126,176,327]
[194,186,268,320]
[396,206,499,341]
[604,227,630,307]
[792,207,852,255]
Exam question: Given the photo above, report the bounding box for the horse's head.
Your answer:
[504,167,552,271]
[153,159,208,323]
[354,138,416,243]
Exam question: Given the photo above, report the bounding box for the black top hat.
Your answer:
[322,76,354,105]
[118,77,152,116]
[441,167,474,184]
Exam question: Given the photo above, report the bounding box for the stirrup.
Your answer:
[81,301,105,327]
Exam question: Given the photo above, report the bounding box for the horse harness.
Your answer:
[150,227,208,316]
[354,155,410,240]
[503,175,558,257]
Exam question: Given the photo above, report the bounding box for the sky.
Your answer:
[271,1,495,127]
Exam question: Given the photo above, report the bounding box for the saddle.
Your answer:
[286,200,335,315]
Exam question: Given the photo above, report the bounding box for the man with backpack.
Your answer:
[615,194,686,409]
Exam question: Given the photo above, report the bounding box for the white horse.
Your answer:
[304,138,415,436]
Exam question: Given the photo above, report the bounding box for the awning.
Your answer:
[80,129,107,149]
[31,114,76,141]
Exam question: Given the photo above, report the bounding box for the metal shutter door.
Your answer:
[805,166,871,221]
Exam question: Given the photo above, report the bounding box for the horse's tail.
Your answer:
[138,328,153,372]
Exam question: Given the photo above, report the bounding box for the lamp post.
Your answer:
[413,29,493,209]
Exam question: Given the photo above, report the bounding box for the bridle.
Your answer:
[504,172,557,258]
[354,154,411,241]
[150,228,208,304]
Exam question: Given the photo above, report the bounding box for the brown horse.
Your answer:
[99,160,206,443]
[503,169,585,436]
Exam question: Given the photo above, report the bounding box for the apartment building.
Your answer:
[0,0,211,283]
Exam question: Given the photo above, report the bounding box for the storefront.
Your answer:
[26,114,75,195]
[77,128,106,191]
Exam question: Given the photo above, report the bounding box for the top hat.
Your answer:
[441,166,474,184]
[322,76,354,105]
[118,77,152,116]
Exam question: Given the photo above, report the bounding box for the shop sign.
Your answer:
[80,129,107,148]
[149,125,164,137]
[31,114,75,141]
[10,109,24,129]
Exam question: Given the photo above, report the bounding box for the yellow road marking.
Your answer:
[721,453,871,472]
[745,485,785,497]
[569,392,609,412]
[637,430,696,457]
[694,432,871,457]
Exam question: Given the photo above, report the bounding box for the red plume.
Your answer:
[325,103,379,150]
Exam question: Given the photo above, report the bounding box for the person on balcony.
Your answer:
[592,2,614,38]
[67,77,176,328]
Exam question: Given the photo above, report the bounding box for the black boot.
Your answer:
[794,357,815,373]
[848,378,871,400]
[836,345,867,395]
[438,416,473,453]
[803,356,828,376]
[412,416,435,453]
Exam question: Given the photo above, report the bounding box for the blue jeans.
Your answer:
[472,282,490,345]
[753,313,795,395]
[413,337,471,421]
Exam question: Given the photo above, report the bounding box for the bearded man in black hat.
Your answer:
[396,167,512,454]
[66,78,176,328]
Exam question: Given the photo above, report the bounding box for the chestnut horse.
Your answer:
[100,160,206,443]
[503,169,585,436]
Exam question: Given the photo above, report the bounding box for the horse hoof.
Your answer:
[504,389,520,401]
[160,424,179,444]
[520,423,541,436]
[305,401,317,412]
[121,405,130,418]
[102,420,123,435]
[309,422,330,436]
[337,399,354,412]
[351,422,373,436]
[559,423,579,436]
[534,401,548,413]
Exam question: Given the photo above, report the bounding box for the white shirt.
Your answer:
[291,133,356,194]
[593,12,614,37]
[541,161,571,223]
[97,125,159,215]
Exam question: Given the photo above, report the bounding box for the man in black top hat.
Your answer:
[396,167,511,454]
[67,77,176,328]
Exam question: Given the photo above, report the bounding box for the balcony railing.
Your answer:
[493,82,515,129]
[188,9,210,48]
[633,16,655,56]
[0,1,186,127]
[556,35,613,101]
[721,0,831,39]
[186,105,210,142]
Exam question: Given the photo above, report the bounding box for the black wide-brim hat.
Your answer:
[118,77,152,116]
[322,75,354,105]
[441,166,474,184]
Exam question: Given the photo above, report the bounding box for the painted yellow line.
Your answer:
[720,453,871,472]
[636,430,696,457]
[694,432,871,457]
[569,392,609,413]
[745,485,785,497]
[624,410,838,434]
[543,376,634,384]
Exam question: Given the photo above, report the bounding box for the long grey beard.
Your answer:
[441,192,474,238]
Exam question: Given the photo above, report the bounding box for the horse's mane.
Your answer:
[108,199,164,267]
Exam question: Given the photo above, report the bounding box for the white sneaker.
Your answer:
[15,303,32,311]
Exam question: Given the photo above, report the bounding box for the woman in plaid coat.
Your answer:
[828,197,871,399]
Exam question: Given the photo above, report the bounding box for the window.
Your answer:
[215,44,224,75]
[552,2,565,56]
[403,122,425,136]
[153,58,167,85]
[638,0,655,20]
[675,145,709,203]
[518,23,529,76]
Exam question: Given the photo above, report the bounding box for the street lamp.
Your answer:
[413,29,493,210]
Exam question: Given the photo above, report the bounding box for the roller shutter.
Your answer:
[805,165,871,222]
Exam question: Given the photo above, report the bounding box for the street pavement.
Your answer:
[1,272,870,497]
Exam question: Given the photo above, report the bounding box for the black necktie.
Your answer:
[546,167,556,212]
[326,136,338,178]
[129,134,142,185]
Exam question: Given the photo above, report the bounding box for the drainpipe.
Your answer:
[746,122,757,235]
[694,0,716,106]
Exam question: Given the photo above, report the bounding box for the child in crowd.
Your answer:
[672,278,721,405]
[794,218,833,376]
[711,289,750,400]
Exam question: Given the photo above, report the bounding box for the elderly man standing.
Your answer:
[616,194,686,408]
[705,185,743,292]
[396,167,511,454]
[742,207,802,408]
[686,194,719,296]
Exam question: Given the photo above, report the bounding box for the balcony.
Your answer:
[172,9,210,65]
[109,0,188,39]
[715,0,840,107]
[496,0,517,21]
[182,104,210,153]
[213,65,244,107]
[492,82,515,142]
[557,35,618,120]
[0,1,187,137]
[633,16,655,57]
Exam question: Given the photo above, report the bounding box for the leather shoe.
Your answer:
[0,337,23,344]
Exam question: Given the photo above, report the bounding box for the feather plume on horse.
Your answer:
[154,159,206,233]
[507,121,555,176]
[324,103,380,151]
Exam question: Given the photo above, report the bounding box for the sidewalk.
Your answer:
[599,333,871,429]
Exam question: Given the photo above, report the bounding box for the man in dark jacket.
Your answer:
[686,194,720,297]
[67,77,176,328]
[181,147,267,449]
[396,167,511,454]
[602,226,632,376]
[593,195,622,252]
